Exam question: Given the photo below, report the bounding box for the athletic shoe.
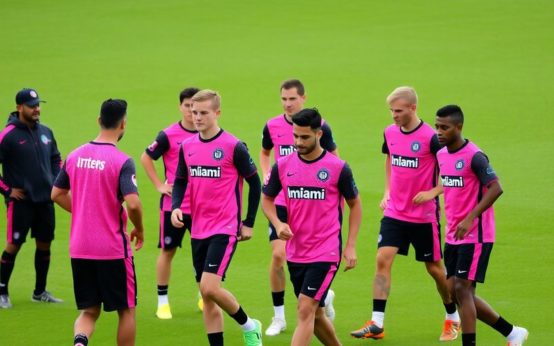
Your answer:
[0,294,12,309]
[156,303,172,319]
[243,319,263,346]
[197,291,204,312]
[31,291,63,303]
[324,289,336,321]
[350,320,385,339]
[439,319,461,341]
[507,326,529,346]
[265,317,286,336]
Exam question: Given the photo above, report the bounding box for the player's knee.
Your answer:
[375,253,393,272]
[199,283,218,300]
[453,279,471,299]
[296,303,316,322]
[271,250,286,267]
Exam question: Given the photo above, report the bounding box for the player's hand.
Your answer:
[238,225,253,242]
[157,183,173,197]
[455,216,474,240]
[130,228,144,251]
[412,190,434,205]
[171,209,184,228]
[342,245,357,271]
[379,195,388,210]
[277,223,293,240]
[9,188,25,200]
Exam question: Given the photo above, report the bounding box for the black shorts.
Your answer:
[71,257,137,312]
[287,261,338,306]
[444,243,493,283]
[5,200,55,245]
[158,211,191,249]
[268,205,288,241]
[378,216,442,262]
[191,234,237,283]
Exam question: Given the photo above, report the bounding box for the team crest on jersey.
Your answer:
[213,148,224,161]
[411,141,421,153]
[455,159,465,170]
[148,141,158,152]
[40,134,51,145]
[317,168,330,182]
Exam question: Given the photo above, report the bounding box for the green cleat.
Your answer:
[243,319,263,346]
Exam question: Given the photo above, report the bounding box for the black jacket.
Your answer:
[0,112,61,203]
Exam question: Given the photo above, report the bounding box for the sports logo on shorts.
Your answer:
[164,236,172,245]
[411,141,421,153]
[317,168,330,182]
[455,159,465,170]
[40,134,51,145]
[213,148,224,161]
[13,232,20,240]
[377,234,382,244]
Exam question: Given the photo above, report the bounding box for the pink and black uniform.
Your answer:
[145,122,197,248]
[262,114,337,240]
[172,129,261,282]
[263,150,358,303]
[380,121,443,262]
[54,142,138,311]
[437,140,498,283]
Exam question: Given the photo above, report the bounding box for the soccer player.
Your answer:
[262,108,362,346]
[170,90,263,346]
[435,105,528,346]
[351,86,459,341]
[51,99,144,346]
[140,87,201,319]
[0,88,63,308]
[260,79,338,336]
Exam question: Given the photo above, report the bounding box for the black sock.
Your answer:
[34,249,50,295]
[229,306,248,325]
[157,285,168,296]
[0,251,16,295]
[207,332,223,346]
[444,302,457,314]
[491,316,513,337]
[272,291,284,306]
[462,333,476,345]
[74,333,88,346]
[373,299,387,313]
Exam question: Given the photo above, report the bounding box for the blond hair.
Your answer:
[386,86,418,105]
[191,89,221,110]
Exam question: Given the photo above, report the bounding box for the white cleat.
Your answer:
[507,326,529,346]
[265,317,286,336]
[0,294,12,309]
[324,289,335,321]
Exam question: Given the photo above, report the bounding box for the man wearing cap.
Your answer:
[0,88,63,308]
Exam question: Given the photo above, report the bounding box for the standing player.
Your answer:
[435,105,528,346]
[260,79,338,336]
[51,99,144,346]
[170,90,263,346]
[0,88,62,308]
[140,87,201,319]
[262,108,362,346]
[351,86,459,341]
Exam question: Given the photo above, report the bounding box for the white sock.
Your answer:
[273,305,285,320]
[158,294,168,307]
[446,311,460,322]
[324,289,334,306]
[240,317,256,331]
[372,312,385,328]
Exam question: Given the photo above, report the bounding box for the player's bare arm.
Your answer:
[380,155,391,210]
[259,148,272,182]
[140,152,173,196]
[124,193,144,250]
[343,195,362,271]
[455,180,503,240]
[413,182,444,205]
[51,186,72,212]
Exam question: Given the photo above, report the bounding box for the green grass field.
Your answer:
[1,1,553,345]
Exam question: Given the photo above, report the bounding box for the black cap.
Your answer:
[15,88,45,107]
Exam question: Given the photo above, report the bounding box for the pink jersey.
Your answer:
[263,114,337,206]
[383,121,440,223]
[437,141,497,244]
[177,130,257,239]
[145,122,197,212]
[264,151,358,263]
[55,142,138,259]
